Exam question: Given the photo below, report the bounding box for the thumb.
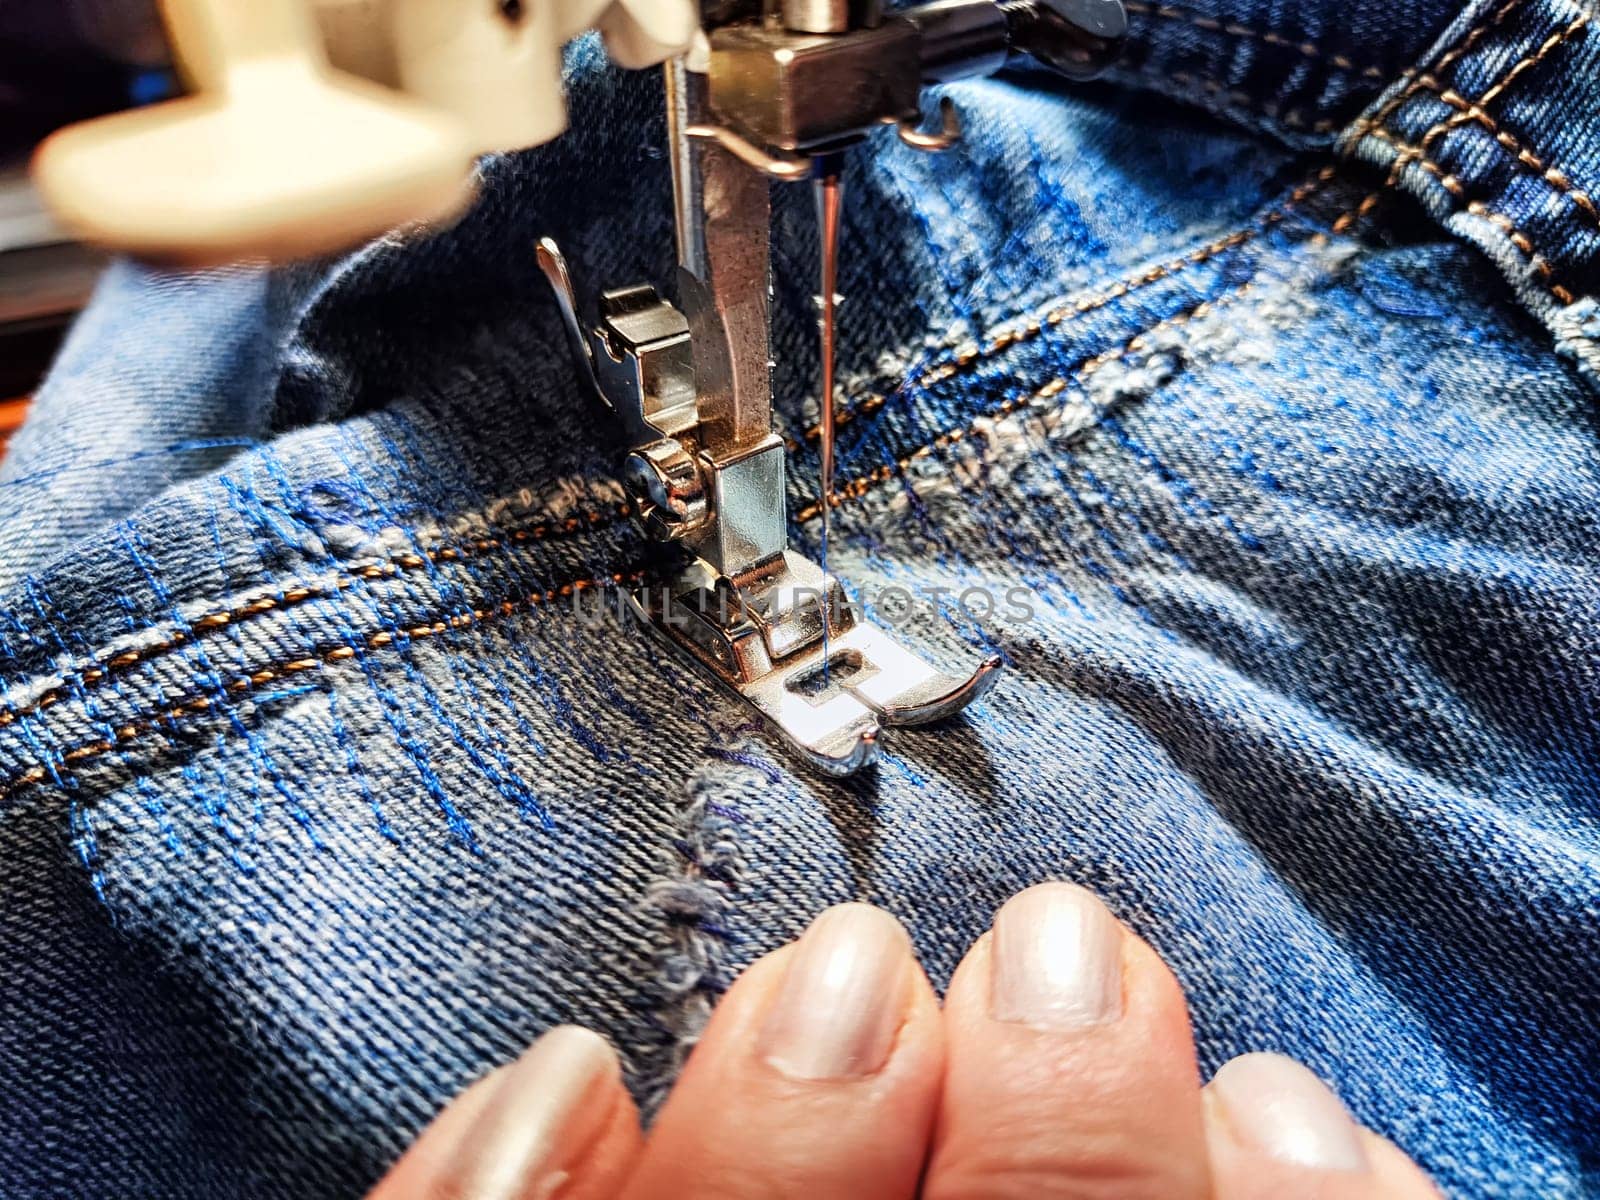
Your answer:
[368,1025,643,1200]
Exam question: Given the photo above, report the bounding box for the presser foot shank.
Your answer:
[627,551,1000,775]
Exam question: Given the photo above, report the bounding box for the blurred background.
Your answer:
[1,0,179,454]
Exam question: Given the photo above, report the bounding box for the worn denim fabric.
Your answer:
[3,0,1599,1196]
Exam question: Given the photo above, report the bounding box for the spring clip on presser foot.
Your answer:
[540,0,1125,774]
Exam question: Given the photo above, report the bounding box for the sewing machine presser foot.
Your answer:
[630,551,1001,775]
[539,236,999,775]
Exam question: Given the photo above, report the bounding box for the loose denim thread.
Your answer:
[0,569,651,800]
[641,764,752,1113]
[1122,0,1390,79]
[0,438,261,497]
[0,504,636,732]
[796,169,1349,523]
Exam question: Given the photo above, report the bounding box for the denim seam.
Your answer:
[0,568,650,800]
[1349,4,1594,307]
[801,222,1266,441]
[794,167,1342,523]
[0,179,1332,738]
[799,280,1261,523]
[804,165,1337,443]
[1346,0,1526,144]
[1364,125,1578,305]
[1407,78,1600,228]
[1123,0,1390,80]
[0,181,1339,795]
[0,213,1238,719]
[0,503,636,732]
[1388,9,1590,181]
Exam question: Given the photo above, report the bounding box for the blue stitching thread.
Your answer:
[120,521,325,848]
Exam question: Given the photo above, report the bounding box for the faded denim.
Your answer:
[2,0,1598,1195]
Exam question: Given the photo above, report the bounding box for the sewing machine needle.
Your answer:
[814,156,844,622]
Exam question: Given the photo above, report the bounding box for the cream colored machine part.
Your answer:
[31,0,695,266]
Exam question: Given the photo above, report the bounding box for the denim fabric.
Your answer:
[1342,0,1600,371]
[2,2,1599,1198]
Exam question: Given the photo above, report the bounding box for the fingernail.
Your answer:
[1207,1053,1369,1172]
[759,903,913,1081]
[991,882,1123,1030]
[444,1025,619,1200]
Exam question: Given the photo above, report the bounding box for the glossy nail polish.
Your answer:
[991,881,1124,1030]
[758,903,913,1081]
[442,1025,618,1200]
[1208,1052,1369,1171]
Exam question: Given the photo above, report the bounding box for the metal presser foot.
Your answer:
[542,233,1001,774]
[632,552,1002,775]
[538,0,1124,773]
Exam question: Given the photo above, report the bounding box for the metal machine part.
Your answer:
[542,0,1124,773]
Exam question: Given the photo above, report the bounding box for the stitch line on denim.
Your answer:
[0,569,651,800]
[1123,0,1389,79]
[799,222,1263,442]
[1348,0,1526,144]
[796,277,1268,524]
[1395,14,1598,233]
[1396,8,1590,178]
[795,168,1340,522]
[1331,192,1386,233]
[0,503,636,733]
[0,202,1302,719]
[1112,62,1343,137]
[0,175,1335,788]
[1355,5,1593,306]
[1364,127,1578,305]
[1417,82,1600,227]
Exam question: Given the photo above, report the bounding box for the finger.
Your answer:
[1202,1053,1442,1200]
[368,1025,643,1200]
[622,903,944,1200]
[925,882,1211,1200]
[367,1069,508,1198]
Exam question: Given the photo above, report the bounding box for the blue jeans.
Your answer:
[2,0,1598,1195]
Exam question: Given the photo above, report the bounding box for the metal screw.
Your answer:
[623,439,708,532]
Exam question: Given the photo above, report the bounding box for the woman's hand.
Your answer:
[369,882,1440,1199]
